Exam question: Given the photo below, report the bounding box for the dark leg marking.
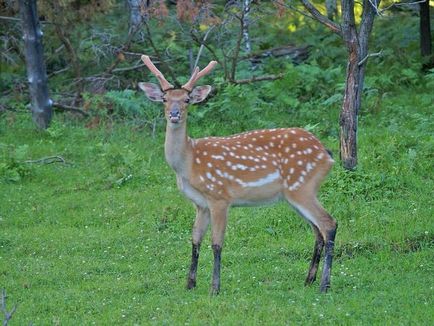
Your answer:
[320,224,337,293]
[211,244,222,295]
[305,226,325,286]
[187,243,200,289]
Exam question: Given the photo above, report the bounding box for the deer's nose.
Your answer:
[169,106,181,123]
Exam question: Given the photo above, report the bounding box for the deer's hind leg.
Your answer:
[285,191,337,292]
[304,223,324,285]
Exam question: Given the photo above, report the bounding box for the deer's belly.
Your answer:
[231,193,284,207]
[229,179,283,207]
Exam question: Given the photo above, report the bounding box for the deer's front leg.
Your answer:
[187,206,210,289]
[209,201,229,295]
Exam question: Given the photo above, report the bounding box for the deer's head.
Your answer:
[139,55,217,126]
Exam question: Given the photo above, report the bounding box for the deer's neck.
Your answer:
[164,122,192,176]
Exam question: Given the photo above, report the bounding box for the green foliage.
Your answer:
[0,143,32,182]
[83,89,163,127]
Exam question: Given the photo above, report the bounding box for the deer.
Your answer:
[138,55,337,294]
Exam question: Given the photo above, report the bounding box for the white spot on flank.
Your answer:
[317,152,325,160]
[238,170,280,188]
[236,164,248,170]
[297,160,303,166]
[289,181,300,191]
[292,143,297,148]
[195,157,201,164]
[290,130,296,134]
[207,162,213,168]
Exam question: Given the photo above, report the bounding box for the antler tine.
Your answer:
[141,55,174,91]
[182,61,218,92]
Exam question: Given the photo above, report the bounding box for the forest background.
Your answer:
[0,0,433,324]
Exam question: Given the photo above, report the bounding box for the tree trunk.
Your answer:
[419,0,432,69]
[339,0,379,170]
[340,0,359,170]
[127,0,146,36]
[243,0,252,54]
[19,0,52,129]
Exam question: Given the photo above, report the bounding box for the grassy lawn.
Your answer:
[1,81,433,324]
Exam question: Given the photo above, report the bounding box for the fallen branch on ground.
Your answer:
[52,102,89,116]
[23,156,69,165]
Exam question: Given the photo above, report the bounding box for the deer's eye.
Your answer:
[185,98,190,103]
[162,98,167,103]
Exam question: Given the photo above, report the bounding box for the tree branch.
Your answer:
[112,63,145,73]
[52,102,89,116]
[358,50,383,66]
[23,156,68,164]
[299,0,342,36]
[233,73,285,84]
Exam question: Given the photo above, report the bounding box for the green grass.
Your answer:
[1,81,433,325]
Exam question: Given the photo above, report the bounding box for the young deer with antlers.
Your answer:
[139,55,337,294]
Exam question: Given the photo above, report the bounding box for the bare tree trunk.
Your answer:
[19,0,52,129]
[419,0,432,69]
[340,0,359,170]
[339,0,379,170]
[243,0,252,54]
[127,0,147,36]
[301,0,379,170]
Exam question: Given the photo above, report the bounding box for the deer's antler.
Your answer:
[182,61,218,92]
[141,55,174,91]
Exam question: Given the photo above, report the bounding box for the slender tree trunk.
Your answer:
[339,0,379,170]
[19,0,52,129]
[419,0,432,69]
[298,0,381,170]
[340,0,359,170]
[243,0,252,54]
[127,0,147,36]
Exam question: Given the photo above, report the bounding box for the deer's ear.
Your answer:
[190,85,212,104]
[138,82,165,102]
